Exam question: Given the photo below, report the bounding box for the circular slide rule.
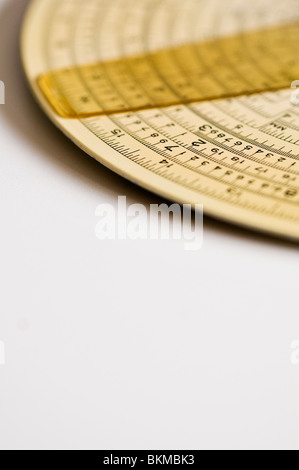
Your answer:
[21,0,299,240]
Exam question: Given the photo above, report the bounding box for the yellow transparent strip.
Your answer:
[38,23,299,118]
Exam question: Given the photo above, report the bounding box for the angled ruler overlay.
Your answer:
[22,0,299,240]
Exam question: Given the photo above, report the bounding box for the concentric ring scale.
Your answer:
[21,0,299,240]
[38,23,299,118]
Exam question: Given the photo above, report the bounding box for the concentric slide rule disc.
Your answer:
[21,0,299,240]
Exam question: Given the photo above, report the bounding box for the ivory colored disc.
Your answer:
[21,0,299,240]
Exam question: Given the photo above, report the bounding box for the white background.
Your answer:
[0,0,299,451]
